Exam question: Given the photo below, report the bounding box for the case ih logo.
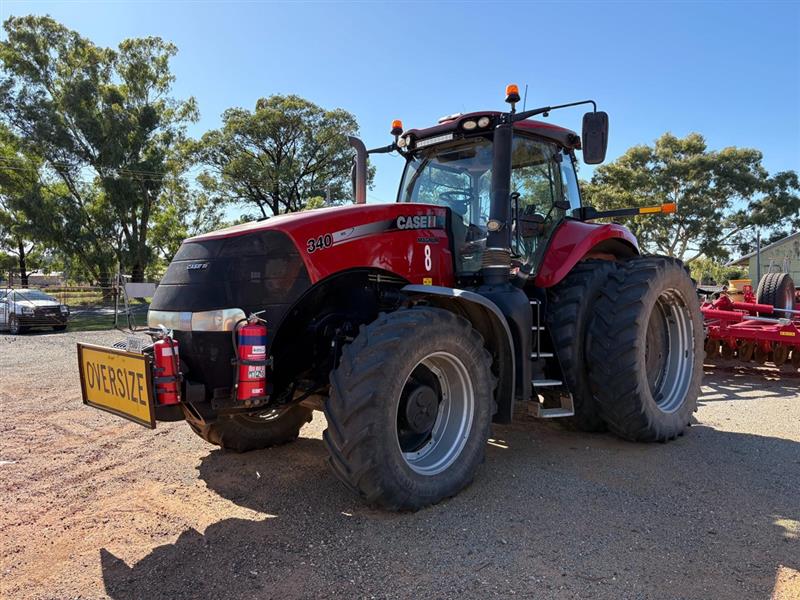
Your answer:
[396,215,437,230]
[186,263,209,270]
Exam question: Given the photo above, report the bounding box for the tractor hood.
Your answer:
[188,203,451,283]
[189,204,437,244]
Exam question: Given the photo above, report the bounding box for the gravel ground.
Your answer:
[1,330,798,600]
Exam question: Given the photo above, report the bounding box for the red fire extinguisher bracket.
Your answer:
[233,316,270,404]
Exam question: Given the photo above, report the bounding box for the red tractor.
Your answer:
[78,86,703,510]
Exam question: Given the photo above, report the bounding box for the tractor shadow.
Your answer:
[101,380,800,599]
[700,361,799,404]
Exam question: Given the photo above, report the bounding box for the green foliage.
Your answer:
[146,176,225,278]
[303,196,326,211]
[688,257,744,286]
[583,133,799,263]
[0,15,198,281]
[0,125,45,281]
[193,94,370,217]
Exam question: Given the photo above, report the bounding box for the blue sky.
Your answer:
[1,0,798,209]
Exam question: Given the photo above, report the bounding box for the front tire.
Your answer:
[9,314,25,335]
[588,257,704,442]
[324,307,496,511]
[183,405,313,452]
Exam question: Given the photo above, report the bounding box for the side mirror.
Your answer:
[554,200,571,211]
[518,210,545,237]
[582,111,609,165]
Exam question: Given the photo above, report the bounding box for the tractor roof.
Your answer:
[403,111,581,150]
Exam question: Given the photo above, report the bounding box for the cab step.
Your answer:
[532,379,562,387]
[529,380,575,419]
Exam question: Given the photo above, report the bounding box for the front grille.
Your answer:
[151,229,311,395]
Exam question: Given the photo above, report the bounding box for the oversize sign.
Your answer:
[77,343,156,428]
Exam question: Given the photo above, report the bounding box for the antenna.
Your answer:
[522,84,528,111]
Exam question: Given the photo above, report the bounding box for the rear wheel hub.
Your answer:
[403,385,439,434]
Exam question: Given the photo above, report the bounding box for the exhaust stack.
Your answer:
[348,136,367,205]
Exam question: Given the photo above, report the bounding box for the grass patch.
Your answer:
[66,312,116,332]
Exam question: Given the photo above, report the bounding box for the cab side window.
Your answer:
[510,135,566,267]
[560,150,581,210]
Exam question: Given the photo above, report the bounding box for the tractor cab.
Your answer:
[351,86,609,288]
[396,118,583,278]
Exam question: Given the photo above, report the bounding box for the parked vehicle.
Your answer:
[0,288,70,334]
[78,86,703,510]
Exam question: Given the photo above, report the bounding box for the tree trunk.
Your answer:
[98,269,114,303]
[131,262,144,283]
[17,238,28,287]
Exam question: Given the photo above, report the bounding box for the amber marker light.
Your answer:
[505,84,521,104]
[391,119,403,136]
[639,203,677,215]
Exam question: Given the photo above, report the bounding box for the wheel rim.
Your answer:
[396,351,475,476]
[644,288,696,413]
[777,285,794,312]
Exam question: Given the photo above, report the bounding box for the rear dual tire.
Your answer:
[588,257,704,442]
[547,259,619,432]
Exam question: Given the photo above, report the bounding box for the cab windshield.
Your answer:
[398,134,581,275]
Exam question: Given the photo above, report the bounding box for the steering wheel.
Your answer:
[438,190,473,216]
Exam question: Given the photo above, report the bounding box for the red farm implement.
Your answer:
[702,274,800,369]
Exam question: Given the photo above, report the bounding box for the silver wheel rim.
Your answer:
[645,288,695,413]
[396,351,475,476]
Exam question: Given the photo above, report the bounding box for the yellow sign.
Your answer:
[779,331,796,337]
[423,277,433,285]
[77,343,155,428]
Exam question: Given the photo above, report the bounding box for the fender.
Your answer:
[534,219,639,288]
[402,284,519,423]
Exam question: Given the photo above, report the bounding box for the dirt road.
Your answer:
[1,331,798,599]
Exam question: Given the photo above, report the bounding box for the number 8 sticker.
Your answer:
[424,244,432,271]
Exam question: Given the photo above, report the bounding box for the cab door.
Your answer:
[510,135,579,277]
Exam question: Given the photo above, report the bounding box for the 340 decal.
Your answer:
[306,234,333,253]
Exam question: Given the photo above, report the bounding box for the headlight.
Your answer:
[462,120,477,131]
[397,136,407,148]
[60,305,69,313]
[21,306,34,315]
[147,308,247,332]
[478,116,491,128]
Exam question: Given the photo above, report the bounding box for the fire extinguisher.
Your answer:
[153,333,180,405]
[236,315,268,401]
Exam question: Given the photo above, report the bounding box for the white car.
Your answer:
[0,288,70,334]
